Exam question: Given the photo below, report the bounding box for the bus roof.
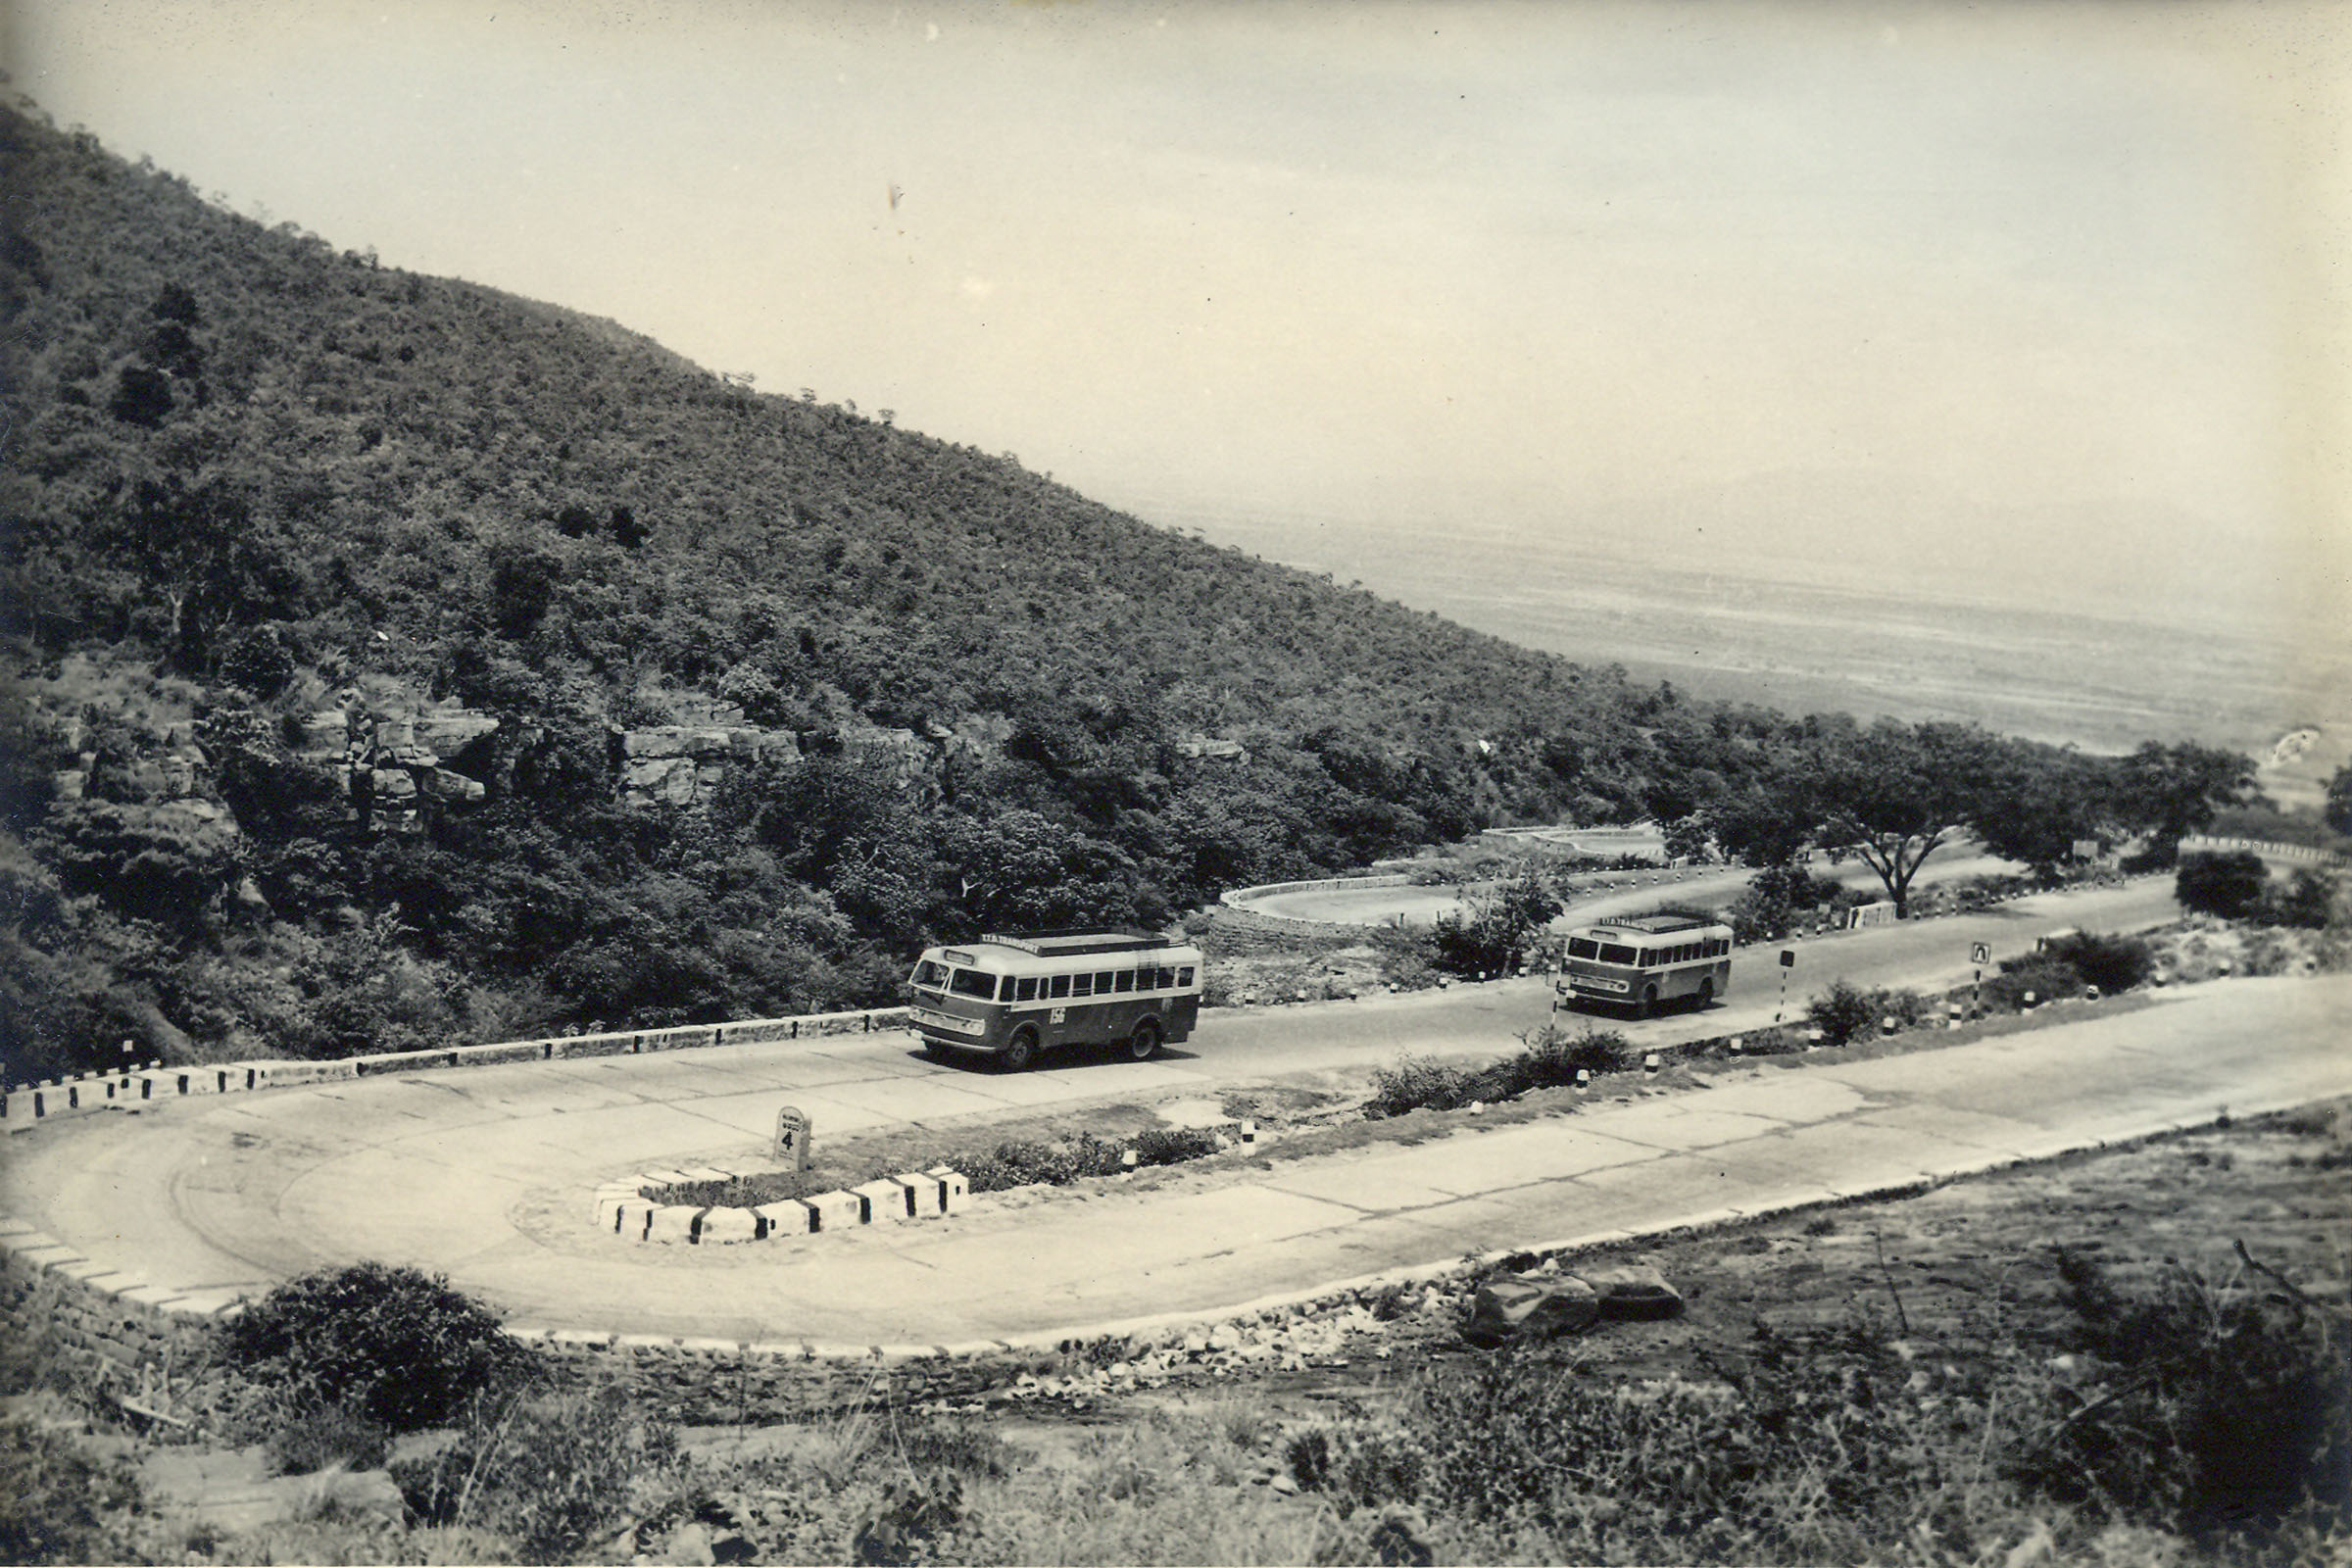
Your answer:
[975,929,1177,956]
[1586,913,1723,935]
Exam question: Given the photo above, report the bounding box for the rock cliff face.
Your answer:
[610,700,1007,808]
[613,699,804,808]
[24,656,1011,833]
[292,692,500,832]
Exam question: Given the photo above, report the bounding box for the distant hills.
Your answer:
[4,101,1825,1077]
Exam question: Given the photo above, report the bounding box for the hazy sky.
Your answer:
[10,1,2347,640]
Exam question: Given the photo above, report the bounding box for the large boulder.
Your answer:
[1462,1272,1599,1348]
[295,710,349,760]
[1585,1261,1686,1321]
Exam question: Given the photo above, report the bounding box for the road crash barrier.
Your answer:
[4,1004,915,1134]
[596,1169,962,1245]
[854,1178,917,1224]
[695,1208,760,1245]
[926,1167,971,1213]
[800,1191,864,1233]
[2180,834,2346,867]
[756,1200,815,1238]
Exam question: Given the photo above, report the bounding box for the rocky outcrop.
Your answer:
[297,690,498,831]
[613,698,804,808]
[1463,1272,1600,1348]
[610,704,1001,809]
[1461,1260,1684,1348]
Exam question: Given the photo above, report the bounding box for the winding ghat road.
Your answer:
[1236,845,2019,927]
[4,881,2340,1349]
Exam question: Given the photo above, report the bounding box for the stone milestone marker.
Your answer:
[773,1105,811,1170]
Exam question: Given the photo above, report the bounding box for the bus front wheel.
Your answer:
[1126,1017,1162,1061]
[1001,1026,1039,1072]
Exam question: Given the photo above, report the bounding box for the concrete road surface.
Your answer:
[4,960,2341,1351]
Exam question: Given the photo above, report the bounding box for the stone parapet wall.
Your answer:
[4,1006,913,1130]
[2180,834,2345,866]
[1221,872,1412,906]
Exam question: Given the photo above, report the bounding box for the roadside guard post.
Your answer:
[774,1104,811,1170]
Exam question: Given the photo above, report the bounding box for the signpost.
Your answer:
[773,1104,811,1170]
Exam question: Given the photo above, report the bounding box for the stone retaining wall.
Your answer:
[0,1218,240,1405]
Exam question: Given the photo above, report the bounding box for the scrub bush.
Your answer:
[0,1417,145,1564]
[2260,869,2339,930]
[1364,1054,1477,1118]
[1129,1125,1221,1166]
[221,1261,530,1433]
[1805,980,1932,1043]
[1369,1028,1633,1116]
[2177,852,2270,918]
[265,1397,392,1475]
[1288,1328,1997,1563]
[1516,1024,1630,1085]
[1806,978,1876,1045]
[1986,955,2081,1010]
[393,1386,680,1562]
[2019,1250,2351,1541]
[2038,930,2157,994]
[962,1133,1131,1192]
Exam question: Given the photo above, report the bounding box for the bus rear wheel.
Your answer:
[1001,1026,1039,1072]
[1126,1017,1162,1061]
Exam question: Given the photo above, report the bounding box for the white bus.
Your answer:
[1557,913,1733,1017]
[907,929,1204,1070]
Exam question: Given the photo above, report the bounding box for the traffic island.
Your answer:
[601,1168,969,1244]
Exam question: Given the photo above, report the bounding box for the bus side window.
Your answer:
[1049,974,1071,1000]
[1015,977,1039,1002]
[1113,970,1135,993]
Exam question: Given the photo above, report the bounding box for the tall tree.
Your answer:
[1804,719,2003,916]
[1971,744,2114,878]
[2110,742,2259,860]
[2323,762,2352,838]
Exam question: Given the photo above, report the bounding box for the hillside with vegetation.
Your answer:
[0,104,2285,1082]
[0,103,1741,1078]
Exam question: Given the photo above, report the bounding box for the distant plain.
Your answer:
[1166,510,2351,809]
